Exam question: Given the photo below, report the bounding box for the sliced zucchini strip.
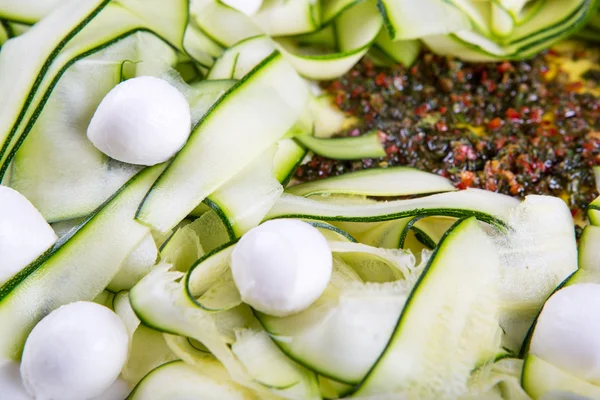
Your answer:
[371,29,421,67]
[267,189,520,227]
[128,360,255,400]
[136,52,309,233]
[0,0,63,24]
[208,35,275,80]
[232,329,319,391]
[493,195,577,353]
[465,358,530,399]
[129,264,320,399]
[274,138,307,186]
[333,219,412,249]
[563,225,600,286]
[287,167,456,198]
[423,0,597,61]
[0,22,8,45]
[0,165,164,362]
[191,0,261,47]
[275,0,382,80]
[306,221,358,243]
[378,0,471,40]
[113,292,178,386]
[256,280,410,385]
[321,0,361,24]
[0,0,188,179]
[354,217,502,397]
[522,355,600,400]
[206,145,283,238]
[108,233,158,293]
[296,130,386,160]
[589,195,600,225]
[318,375,354,400]
[163,334,257,396]
[251,0,321,37]
[160,219,206,273]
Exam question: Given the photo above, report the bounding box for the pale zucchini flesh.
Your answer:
[522,355,600,400]
[267,189,520,227]
[286,166,456,198]
[296,130,385,160]
[257,281,409,385]
[354,217,502,398]
[129,265,320,399]
[128,360,254,400]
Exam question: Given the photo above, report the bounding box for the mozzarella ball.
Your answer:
[21,302,129,400]
[0,186,57,286]
[231,219,332,317]
[87,76,191,166]
[530,283,600,384]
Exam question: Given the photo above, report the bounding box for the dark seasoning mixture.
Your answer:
[295,43,600,218]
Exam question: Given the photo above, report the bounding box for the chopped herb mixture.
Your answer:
[295,44,600,217]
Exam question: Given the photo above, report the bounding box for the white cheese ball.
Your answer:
[530,283,600,384]
[231,219,332,317]
[87,76,191,166]
[0,186,57,286]
[21,302,129,400]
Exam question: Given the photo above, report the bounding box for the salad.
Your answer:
[0,0,599,399]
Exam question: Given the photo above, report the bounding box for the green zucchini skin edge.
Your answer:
[268,208,507,229]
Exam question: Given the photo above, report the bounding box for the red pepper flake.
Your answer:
[439,106,447,114]
[487,117,504,130]
[385,144,399,156]
[454,144,477,162]
[566,81,583,92]
[351,87,365,98]
[375,73,388,87]
[505,108,520,120]
[330,80,343,91]
[435,120,448,132]
[461,94,472,107]
[530,107,544,123]
[547,49,559,56]
[495,137,507,150]
[334,92,345,107]
[484,80,496,92]
[497,61,514,73]
[457,170,476,190]
[414,103,430,116]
